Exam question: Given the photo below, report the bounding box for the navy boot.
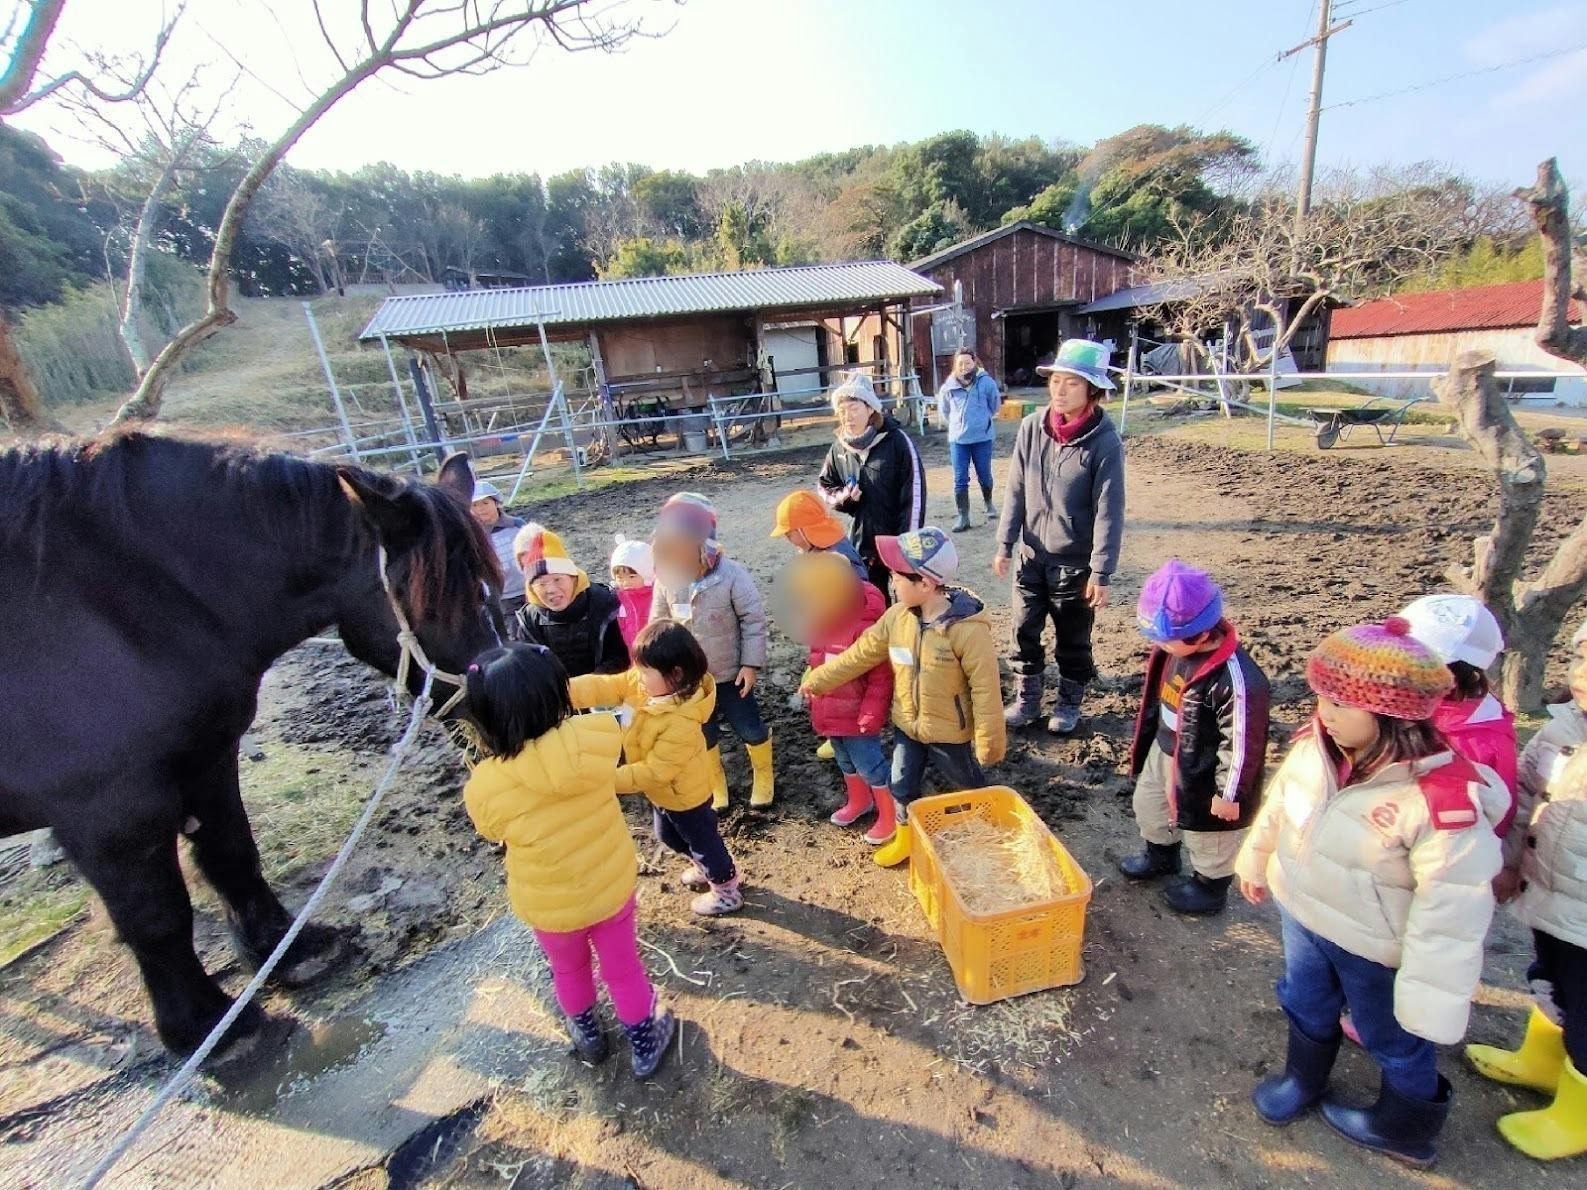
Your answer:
[1253,1023,1341,1125]
[623,1000,677,1079]
[1119,841,1182,881]
[566,1007,609,1065]
[1162,873,1232,916]
[1321,1074,1453,1168]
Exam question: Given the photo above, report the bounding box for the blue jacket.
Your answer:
[936,370,1001,445]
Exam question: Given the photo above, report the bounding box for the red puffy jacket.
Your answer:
[806,579,892,737]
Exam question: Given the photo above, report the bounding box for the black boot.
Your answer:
[1048,677,1086,734]
[982,485,997,521]
[1321,1074,1452,1168]
[952,490,972,532]
[1253,1022,1341,1125]
[566,1007,609,1064]
[1162,873,1233,915]
[1119,840,1182,880]
[1004,673,1044,728]
[623,1000,677,1079]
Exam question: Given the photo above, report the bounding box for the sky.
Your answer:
[9,0,1586,187]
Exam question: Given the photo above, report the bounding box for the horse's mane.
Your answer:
[0,430,501,628]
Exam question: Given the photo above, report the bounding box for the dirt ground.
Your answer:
[3,419,1585,1188]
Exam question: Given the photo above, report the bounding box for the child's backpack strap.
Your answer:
[1418,755,1484,831]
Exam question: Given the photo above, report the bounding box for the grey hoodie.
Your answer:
[995,409,1125,580]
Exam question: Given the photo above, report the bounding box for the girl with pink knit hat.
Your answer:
[1235,617,1507,1168]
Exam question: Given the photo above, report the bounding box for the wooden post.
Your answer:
[407,355,449,466]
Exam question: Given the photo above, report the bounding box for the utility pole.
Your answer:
[1279,0,1352,233]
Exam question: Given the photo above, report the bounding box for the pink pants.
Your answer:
[532,894,654,1026]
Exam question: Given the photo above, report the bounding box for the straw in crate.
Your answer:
[909,786,1092,1005]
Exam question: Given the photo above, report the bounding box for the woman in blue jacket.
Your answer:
[936,349,1003,532]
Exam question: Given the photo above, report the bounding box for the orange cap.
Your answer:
[770,490,845,549]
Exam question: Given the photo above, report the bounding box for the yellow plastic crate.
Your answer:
[908,786,1092,1004]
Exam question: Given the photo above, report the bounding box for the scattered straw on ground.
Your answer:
[930,818,1070,913]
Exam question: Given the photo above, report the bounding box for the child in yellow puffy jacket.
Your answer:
[571,621,745,917]
[801,527,1006,869]
[461,643,673,1078]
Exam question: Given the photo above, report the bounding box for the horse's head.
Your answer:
[334,453,504,716]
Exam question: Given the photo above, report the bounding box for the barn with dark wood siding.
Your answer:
[908,221,1139,388]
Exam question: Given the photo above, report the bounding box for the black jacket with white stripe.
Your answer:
[1128,623,1272,832]
[816,415,926,564]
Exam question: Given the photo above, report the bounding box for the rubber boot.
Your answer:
[623,997,677,1079]
[816,738,835,761]
[831,773,875,826]
[863,787,897,845]
[1004,673,1044,728]
[951,490,972,533]
[747,738,775,808]
[691,875,744,917]
[982,485,997,521]
[1321,1074,1453,1168]
[873,821,913,868]
[1119,840,1181,880]
[1048,677,1086,735]
[1162,872,1233,916]
[566,1006,609,1064]
[680,860,709,891]
[1253,1022,1341,1125]
[707,745,729,812]
[1498,1057,1587,1161]
[1466,1007,1567,1093]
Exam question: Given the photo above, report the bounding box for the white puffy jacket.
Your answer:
[1235,729,1504,1045]
[1507,703,1587,950]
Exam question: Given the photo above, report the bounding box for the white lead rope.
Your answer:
[82,672,437,1189]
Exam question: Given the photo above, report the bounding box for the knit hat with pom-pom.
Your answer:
[1306,617,1453,721]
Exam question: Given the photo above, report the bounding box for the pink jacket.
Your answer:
[1434,694,1518,837]
[615,584,654,659]
[806,580,892,738]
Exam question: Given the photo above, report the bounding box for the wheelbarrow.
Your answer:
[1308,396,1424,449]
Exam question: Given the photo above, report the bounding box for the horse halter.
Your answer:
[376,545,470,720]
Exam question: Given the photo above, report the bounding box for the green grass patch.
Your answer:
[239,741,378,883]
[0,878,90,968]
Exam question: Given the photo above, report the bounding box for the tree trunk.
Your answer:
[1517,159,1587,367]
[0,312,59,436]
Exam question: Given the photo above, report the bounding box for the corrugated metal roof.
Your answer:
[1329,280,1580,340]
[909,220,1139,273]
[358,261,940,342]
[1075,277,1213,314]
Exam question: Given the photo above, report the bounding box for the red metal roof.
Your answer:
[1330,279,1581,340]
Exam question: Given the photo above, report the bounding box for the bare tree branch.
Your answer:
[112,0,654,425]
[3,0,183,115]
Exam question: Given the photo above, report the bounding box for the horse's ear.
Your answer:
[338,468,422,546]
[436,452,475,504]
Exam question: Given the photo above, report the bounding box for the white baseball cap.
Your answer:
[1399,594,1504,669]
[472,480,502,503]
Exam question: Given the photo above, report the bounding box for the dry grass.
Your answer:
[931,818,1072,914]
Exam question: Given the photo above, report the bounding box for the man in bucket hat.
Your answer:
[995,338,1126,735]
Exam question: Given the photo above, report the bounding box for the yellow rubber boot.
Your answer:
[873,822,913,868]
[707,746,729,812]
[1467,1008,1567,1093]
[816,739,835,761]
[747,738,775,808]
[1498,1057,1587,1161]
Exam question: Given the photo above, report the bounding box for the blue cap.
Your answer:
[1036,338,1115,391]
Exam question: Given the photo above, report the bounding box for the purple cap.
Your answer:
[1137,559,1223,642]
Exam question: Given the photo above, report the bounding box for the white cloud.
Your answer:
[1464,1,1587,67]
[1490,45,1587,107]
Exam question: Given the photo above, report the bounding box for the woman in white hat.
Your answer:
[816,371,926,599]
[471,480,527,627]
[993,338,1126,735]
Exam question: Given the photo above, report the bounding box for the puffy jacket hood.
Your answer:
[931,586,987,631]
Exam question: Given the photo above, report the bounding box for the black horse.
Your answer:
[0,432,503,1057]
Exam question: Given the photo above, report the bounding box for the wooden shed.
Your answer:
[908,222,1139,387]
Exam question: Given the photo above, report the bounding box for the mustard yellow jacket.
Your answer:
[570,670,718,812]
[462,713,635,934]
[808,588,1006,766]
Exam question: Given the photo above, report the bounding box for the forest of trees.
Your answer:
[1,117,1548,315]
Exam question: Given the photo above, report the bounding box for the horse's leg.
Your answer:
[183,751,350,987]
[52,817,265,1057]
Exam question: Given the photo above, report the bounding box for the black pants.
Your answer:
[1532,928,1587,1068]
[1010,556,1097,683]
[654,802,736,885]
[861,555,893,606]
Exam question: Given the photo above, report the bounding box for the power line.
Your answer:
[1320,41,1587,112]
[1263,0,1314,164]
[1333,0,1415,17]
